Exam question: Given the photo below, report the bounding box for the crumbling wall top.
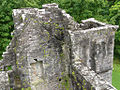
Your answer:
[42,3,58,9]
[80,18,119,30]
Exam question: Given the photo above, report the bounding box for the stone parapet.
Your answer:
[71,61,117,90]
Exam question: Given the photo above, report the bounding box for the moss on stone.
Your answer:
[16,60,18,65]
[21,87,31,90]
[61,75,70,90]
[13,47,16,53]
[7,65,12,70]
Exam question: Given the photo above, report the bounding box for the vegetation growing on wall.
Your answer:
[0,0,120,89]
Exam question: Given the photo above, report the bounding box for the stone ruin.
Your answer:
[0,3,119,90]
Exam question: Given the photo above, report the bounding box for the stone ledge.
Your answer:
[72,61,117,90]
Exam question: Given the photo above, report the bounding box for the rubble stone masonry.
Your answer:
[0,3,119,90]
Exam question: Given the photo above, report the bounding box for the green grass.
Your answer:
[112,57,120,90]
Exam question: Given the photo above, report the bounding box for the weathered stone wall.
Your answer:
[71,61,117,90]
[0,3,118,90]
[11,3,73,90]
[68,18,118,83]
[0,71,10,90]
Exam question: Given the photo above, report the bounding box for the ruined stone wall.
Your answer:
[71,61,117,90]
[68,18,118,83]
[8,3,74,90]
[64,18,118,90]
[0,3,119,90]
[0,71,10,90]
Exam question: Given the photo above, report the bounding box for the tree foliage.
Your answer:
[109,1,120,57]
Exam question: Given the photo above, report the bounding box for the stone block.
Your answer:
[98,69,113,84]
[0,71,10,90]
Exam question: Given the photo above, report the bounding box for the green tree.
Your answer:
[109,1,120,57]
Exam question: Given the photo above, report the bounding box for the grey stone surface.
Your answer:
[0,3,118,90]
[68,18,118,83]
[0,71,10,90]
[72,61,117,90]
